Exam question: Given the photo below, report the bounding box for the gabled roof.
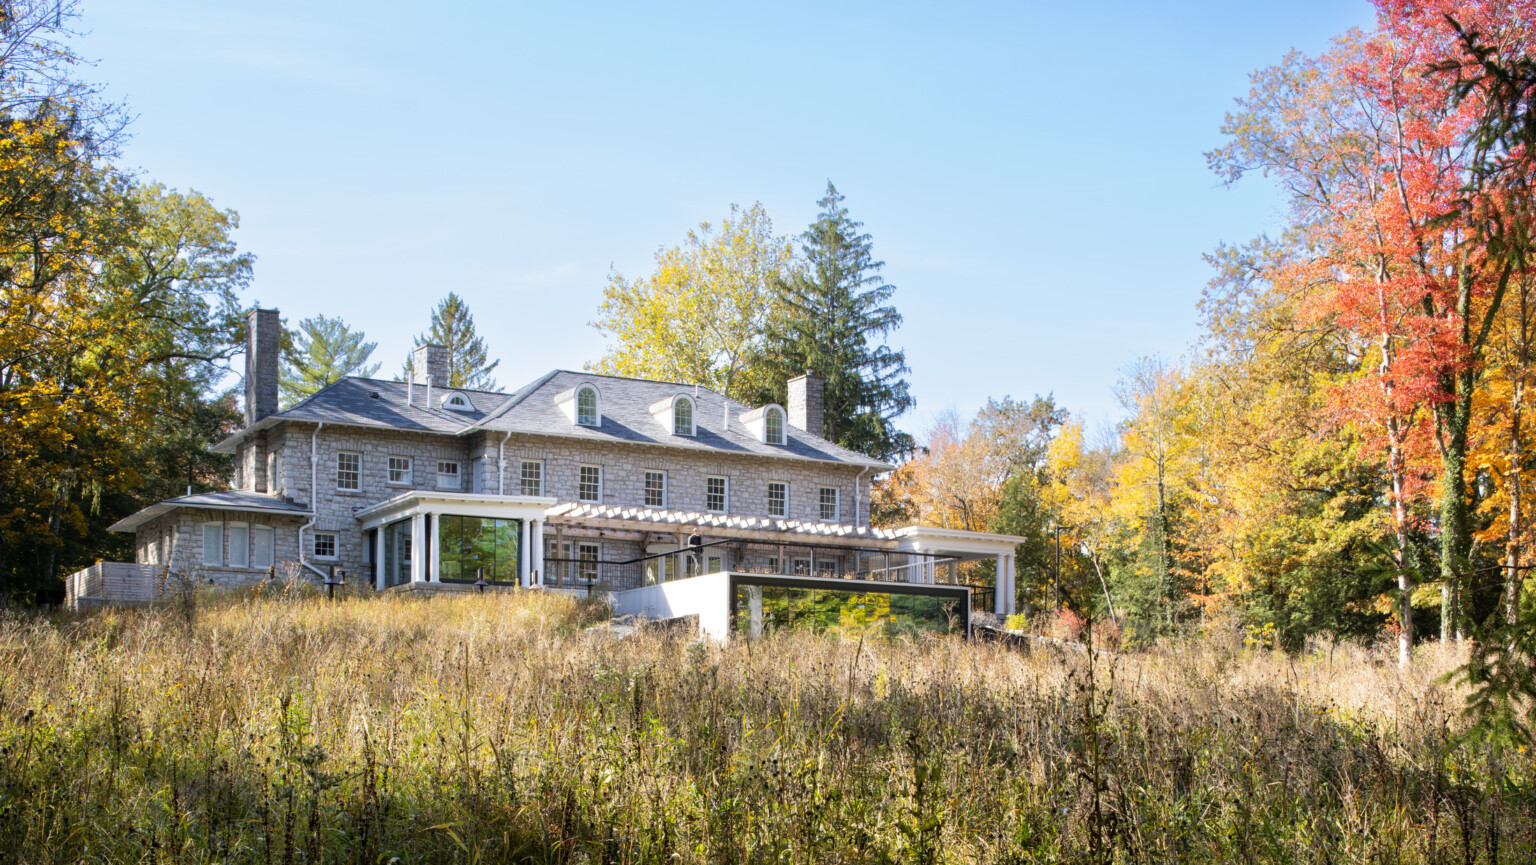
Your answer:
[215,370,891,470]
[108,490,313,532]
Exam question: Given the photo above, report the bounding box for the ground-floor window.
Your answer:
[438,515,521,583]
[383,518,412,587]
[733,583,960,638]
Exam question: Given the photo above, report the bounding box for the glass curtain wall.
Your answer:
[732,582,962,638]
[438,515,522,583]
[382,519,412,588]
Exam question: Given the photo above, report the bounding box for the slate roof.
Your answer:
[108,490,313,532]
[214,370,891,470]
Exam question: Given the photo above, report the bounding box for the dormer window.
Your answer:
[576,386,599,426]
[441,392,473,412]
[673,396,694,436]
[765,406,785,445]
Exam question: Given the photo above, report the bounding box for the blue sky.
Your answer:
[80,0,1377,430]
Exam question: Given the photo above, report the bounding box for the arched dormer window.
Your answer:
[576,386,599,426]
[673,396,694,436]
[765,406,785,445]
[441,392,473,412]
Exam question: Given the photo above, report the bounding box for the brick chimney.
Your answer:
[245,308,280,426]
[787,372,824,436]
[413,344,449,387]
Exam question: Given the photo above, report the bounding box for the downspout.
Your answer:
[298,422,326,578]
[499,430,510,495]
[854,465,871,528]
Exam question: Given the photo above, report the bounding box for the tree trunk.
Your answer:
[1438,268,1476,644]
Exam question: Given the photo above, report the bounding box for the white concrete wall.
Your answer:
[610,571,734,642]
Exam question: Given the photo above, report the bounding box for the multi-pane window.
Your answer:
[577,542,600,582]
[767,481,787,517]
[673,397,693,435]
[336,452,361,490]
[437,461,461,490]
[819,486,839,521]
[576,387,599,426]
[314,532,337,559]
[252,526,274,569]
[520,460,543,496]
[706,476,728,513]
[388,456,412,485]
[202,523,223,566]
[579,465,602,502]
[766,408,785,445]
[228,523,249,568]
[644,470,667,507]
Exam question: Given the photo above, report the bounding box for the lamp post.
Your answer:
[324,564,341,600]
[1053,525,1075,611]
[475,567,488,594]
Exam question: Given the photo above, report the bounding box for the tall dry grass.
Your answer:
[0,591,1529,863]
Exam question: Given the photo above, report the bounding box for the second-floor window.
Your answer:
[767,481,787,517]
[437,461,461,490]
[644,470,666,507]
[819,486,839,521]
[388,456,412,485]
[520,460,543,496]
[706,476,728,513]
[579,465,602,502]
[337,452,361,491]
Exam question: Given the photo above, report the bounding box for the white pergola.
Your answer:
[354,491,556,590]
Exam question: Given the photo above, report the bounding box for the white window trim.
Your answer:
[644,469,668,508]
[336,451,362,491]
[767,481,788,518]
[387,455,413,486]
[252,525,275,569]
[227,521,250,568]
[202,522,223,567]
[673,396,695,436]
[576,386,601,427]
[706,475,729,514]
[819,486,840,522]
[578,464,604,503]
[436,460,462,490]
[519,459,544,497]
[313,531,339,560]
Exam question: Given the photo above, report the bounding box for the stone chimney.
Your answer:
[786,372,824,436]
[245,308,280,426]
[413,344,449,387]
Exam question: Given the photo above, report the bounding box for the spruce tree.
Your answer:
[765,182,915,460]
[280,315,381,407]
[401,293,501,391]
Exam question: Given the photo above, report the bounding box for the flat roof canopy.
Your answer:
[353,490,557,531]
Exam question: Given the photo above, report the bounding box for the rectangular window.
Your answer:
[819,486,839,521]
[644,470,667,507]
[520,460,543,496]
[314,532,337,559]
[578,542,600,582]
[388,456,412,485]
[793,558,810,576]
[202,523,223,566]
[707,555,723,574]
[437,515,522,583]
[227,523,250,568]
[579,465,602,502]
[706,476,728,513]
[767,481,787,518]
[252,526,274,569]
[337,452,361,491]
[437,461,461,490]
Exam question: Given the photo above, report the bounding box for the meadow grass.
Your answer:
[0,590,1530,864]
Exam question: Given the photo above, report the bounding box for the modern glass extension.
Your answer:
[437,515,521,583]
[731,575,968,638]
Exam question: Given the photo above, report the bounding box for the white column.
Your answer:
[994,554,1007,616]
[428,512,441,583]
[748,585,763,638]
[519,519,531,588]
[531,520,543,586]
[374,527,385,591]
[1004,555,1016,616]
[411,513,426,584]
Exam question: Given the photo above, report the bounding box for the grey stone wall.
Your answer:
[787,373,824,437]
[136,510,306,590]
[245,308,280,426]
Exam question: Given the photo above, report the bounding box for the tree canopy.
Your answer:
[282,315,380,407]
[402,292,501,391]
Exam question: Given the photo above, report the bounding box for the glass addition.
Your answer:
[383,518,413,587]
[438,515,522,583]
[733,584,959,638]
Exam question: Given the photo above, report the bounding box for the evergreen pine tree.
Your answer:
[765,182,915,460]
[280,315,381,407]
[400,293,501,391]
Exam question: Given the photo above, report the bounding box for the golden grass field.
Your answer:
[0,589,1528,864]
